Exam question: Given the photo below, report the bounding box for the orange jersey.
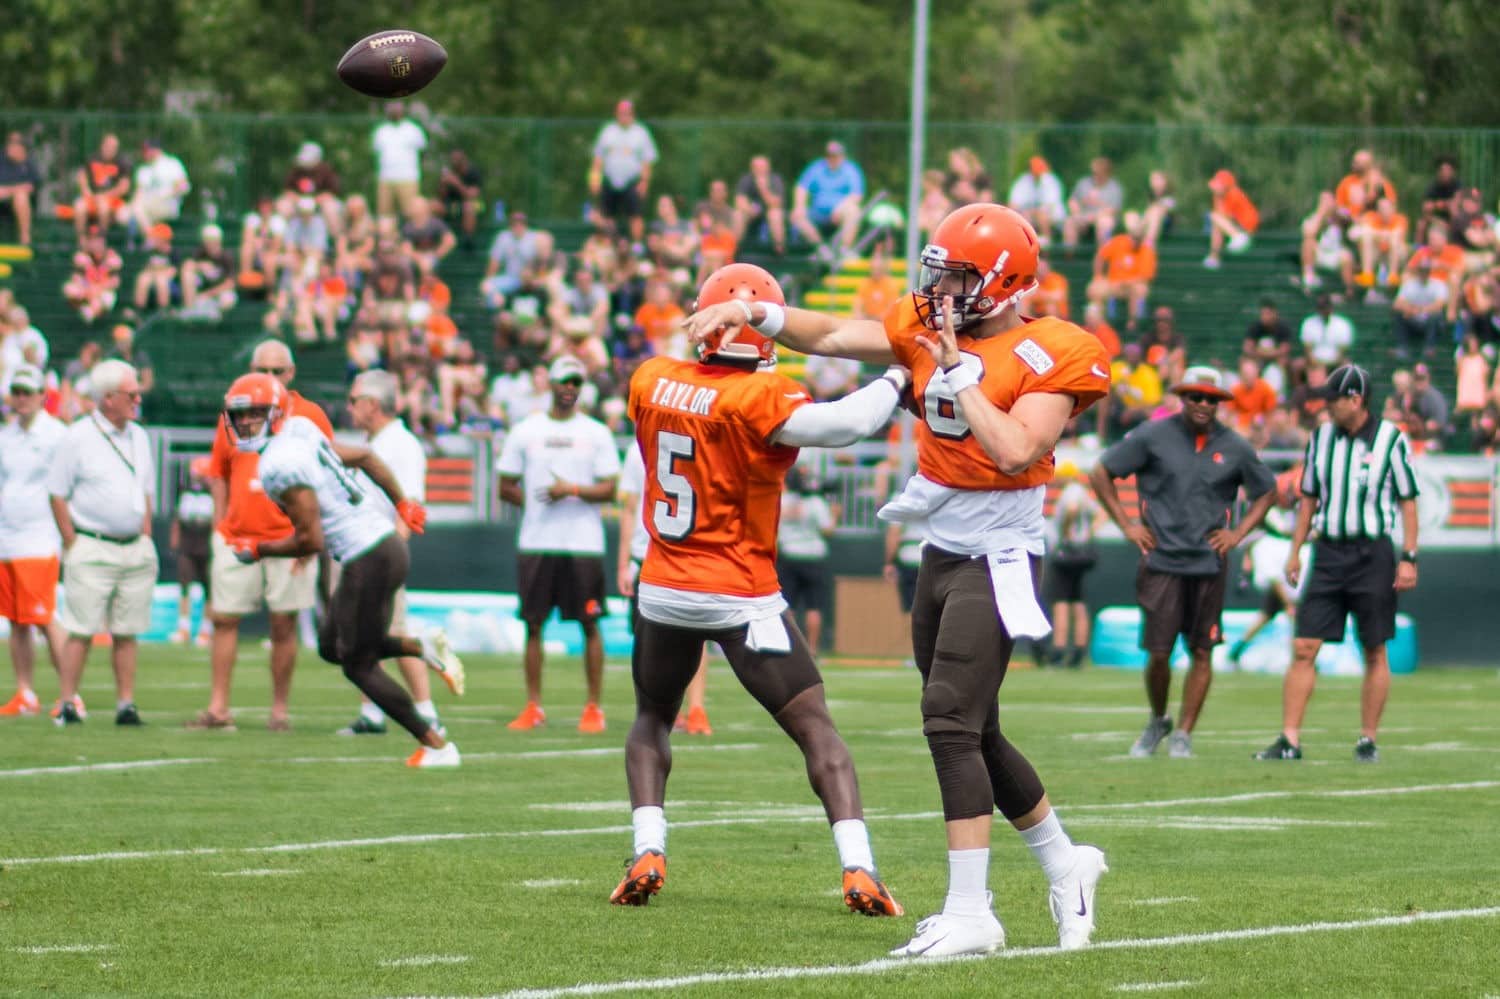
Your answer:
[854,275,906,320]
[1029,271,1071,319]
[209,391,334,542]
[1407,244,1465,283]
[884,298,1110,491]
[1097,236,1157,283]
[634,301,686,349]
[628,356,810,598]
[1218,187,1260,233]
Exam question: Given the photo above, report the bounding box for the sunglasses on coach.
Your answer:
[1180,392,1218,405]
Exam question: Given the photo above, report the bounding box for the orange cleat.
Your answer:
[684,705,713,736]
[843,866,904,917]
[506,702,546,731]
[0,690,40,717]
[609,850,666,906]
[578,702,606,734]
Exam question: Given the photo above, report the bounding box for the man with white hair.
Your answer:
[190,340,331,731]
[338,369,457,735]
[47,360,158,726]
[0,366,68,717]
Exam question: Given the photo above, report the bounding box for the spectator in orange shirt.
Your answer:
[1228,355,1279,432]
[1028,255,1070,319]
[1087,211,1156,329]
[295,259,350,343]
[1355,196,1409,291]
[1204,170,1258,269]
[693,205,737,285]
[1406,222,1466,321]
[1334,149,1397,222]
[632,277,684,354]
[189,340,333,731]
[1081,302,1121,360]
[851,249,905,321]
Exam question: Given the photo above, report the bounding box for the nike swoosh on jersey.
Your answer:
[1091,364,1108,378]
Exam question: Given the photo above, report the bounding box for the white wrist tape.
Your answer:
[753,301,786,339]
[944,363,981,395]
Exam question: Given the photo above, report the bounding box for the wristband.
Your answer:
[943,363,981,395]
[878,365,910,393]
[752,301,786,339]
[1400,550,1418,564]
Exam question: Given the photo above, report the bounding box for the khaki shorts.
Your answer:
[376,180,421,220]
[210,532,319,616]
[58,535,159,637]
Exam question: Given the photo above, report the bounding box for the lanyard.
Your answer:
[93,415,138,479]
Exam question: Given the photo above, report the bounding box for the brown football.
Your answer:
[336,30,447,99]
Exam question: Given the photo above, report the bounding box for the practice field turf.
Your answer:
[1,647,1497,997]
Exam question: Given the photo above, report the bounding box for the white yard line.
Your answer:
[1069,780,1500,811]
[211,869,301,877]
[1114,982,1204,993]
[12,944,113,955]
[393,906,1500,999]
[380,955,472,968]
[1129,896,1198,907]
[0,758,217,778]
[520,879,584,889]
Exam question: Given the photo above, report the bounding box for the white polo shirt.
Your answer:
[368,417,427,520]
[47,412,156,539]
[372,120,427,183]
[0,411,67,559]
[495,411,621,555]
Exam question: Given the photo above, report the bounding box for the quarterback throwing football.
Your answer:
[684,205,1112,956]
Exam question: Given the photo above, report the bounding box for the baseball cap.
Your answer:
[296,141,322,166]
[8,365,43,393]
[1208,169,1236,192]
[548,356,587,383]
[1315,363,1370,400]
[1029,155,1049,175]
[1171,365,1233,401]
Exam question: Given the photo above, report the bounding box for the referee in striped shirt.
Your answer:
[1255,364,1419,763]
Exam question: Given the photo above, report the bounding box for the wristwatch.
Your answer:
[1400,550,1418,564]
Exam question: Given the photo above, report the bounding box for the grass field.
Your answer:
[1,646,1497,998]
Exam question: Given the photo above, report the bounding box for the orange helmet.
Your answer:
[223,373,287,453]
[695,262,785,368]
[914,203,1039,331]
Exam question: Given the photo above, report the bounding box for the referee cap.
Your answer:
[1316,363,1369,401]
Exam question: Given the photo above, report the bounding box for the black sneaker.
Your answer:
[1354,737,1380,763]
[1254,734,1302,760]
[54,702,83,727]
[336,715,387,736]
[115,703,143,726]
[1227,640,1248,668]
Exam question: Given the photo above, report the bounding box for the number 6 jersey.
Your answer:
[257,416,394,562]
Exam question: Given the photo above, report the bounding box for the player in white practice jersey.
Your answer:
[220,373,466,767]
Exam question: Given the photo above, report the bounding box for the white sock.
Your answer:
[632,805,666,856]
[1018,811,1076,884]
[942,848,992,917]
[359,701,386,724]
[177,614,190,632]
[414,699,437,724]
[116,699,132,711]
[831,819,874,872]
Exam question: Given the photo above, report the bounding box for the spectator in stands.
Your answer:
[1007,156,1066,247]
[296,259,350,344]
[401,197,456,275]
[1286,361,1329,430]
[610,324,654,388]
[436,339,489,430]
[553,265,611,344]
[790,140,865,263]
[577,219,619,279]
[397,354,442,437]
[802,353,862,403]
[646,195,697,272]
[943,146,994,205]
[336,193,376,287]
[1418,156,1461,243]
[59,341,102,421]
[916,169,953,239]
[372,101,427,220]
[1,307,49,392]
[481,210,543,309]
[127,139,190,249]
[1027,255,1070,320]
[850,249,905,322]
[1392,259,1449,360]
[1082,302,1122,359]
[1354,196,1410,297]
[239,194,287,295]
[1243,298,1295,374]
[486,351,530,426]
[73,133,131,243]
[180,224,237,320]
[1455,332,1491,428]
[1228,355,1279,432]
[589,99,657,245]
[1464,263,1500,348]
[632,276,684,356]
[437,149,483,249]
[1402,363,1450,447]
[283,141,342,235]
[1298,292,1355,368]
[106,324,154,395]
[1406,221,1465,326]
[733,154,787,255]
[282,195,331,274]
[132,223,180,311]
[1299,191,1357,296]
[345,321,383,378]
[693,205,737,285]
[1141,170,1176,247]
[1450,187,1496,274]
[1335,149,1396,224]
[1063,157,1123,249]
[1107,342,1162,436]
[0,132,40,248]
[1140,305,1187,385]
[63,227,123,324]
[1203,170,1258,269]
[694,179,735,230]
[1087,211,1156,331]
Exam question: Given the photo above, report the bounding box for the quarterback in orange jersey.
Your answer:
[684,205,1112,957]
[613,263,907,918]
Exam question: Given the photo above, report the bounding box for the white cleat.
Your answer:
[890,903,1005,958]
[420,627,466,697]
[1050,845,1108,950]
[406,741,462,768]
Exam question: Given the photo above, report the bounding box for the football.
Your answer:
[336,29,447,99]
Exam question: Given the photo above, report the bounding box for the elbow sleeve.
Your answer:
[776,378,900,448]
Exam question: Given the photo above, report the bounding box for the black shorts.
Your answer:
[1045,559,1093,604]
[177,550,211,598]
[320,533,407,666]
[518,553,607,625]
[778,557,830,615]
[599,183,642,224]
[631,611,821,717]
[1261,583,1289,617]
[911,546,1039,736]
[1295,538,1398,646]
[895,564,919,613]
[1137,562,1229,654]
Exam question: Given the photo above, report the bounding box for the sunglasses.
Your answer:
[254,366,290,376]
[9,387,37,397]
[111,390,143,400]
[1180,392,1219,405]
[555,377,585,387]
[346,394,370,405]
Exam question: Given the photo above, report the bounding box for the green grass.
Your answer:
[1,647,1497,998]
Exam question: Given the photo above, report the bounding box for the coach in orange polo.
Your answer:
[188,339,332,731]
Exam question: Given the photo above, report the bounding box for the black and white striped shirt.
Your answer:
[1300,416,1419,541]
